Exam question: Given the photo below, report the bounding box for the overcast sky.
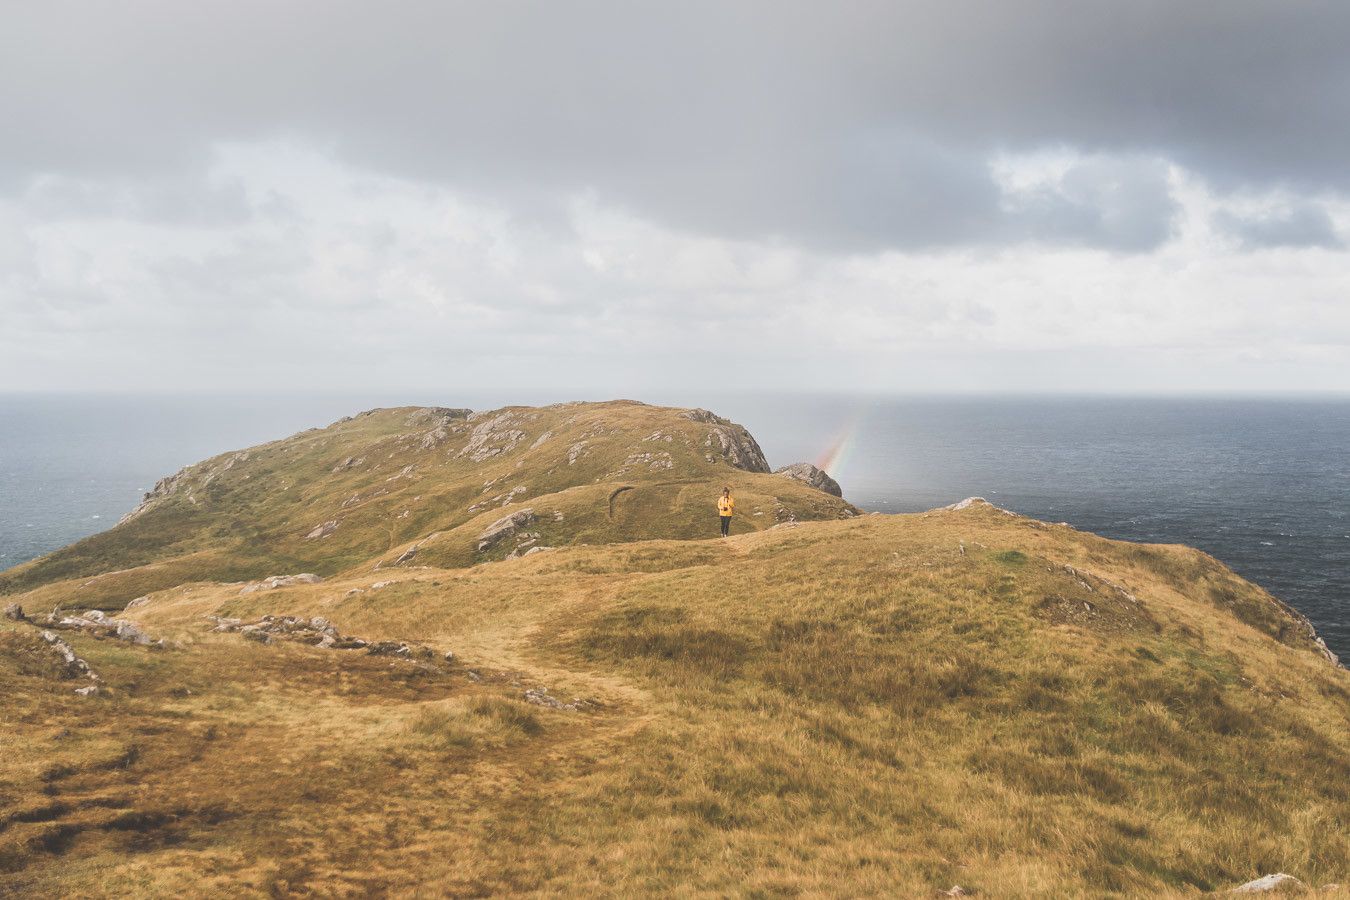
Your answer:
[2,1,1349,395]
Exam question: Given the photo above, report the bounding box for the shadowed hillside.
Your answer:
[1,402,1346,897]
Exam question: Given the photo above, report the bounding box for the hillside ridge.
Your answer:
[1,400,1347,896]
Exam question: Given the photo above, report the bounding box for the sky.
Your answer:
[2,1,1349,396]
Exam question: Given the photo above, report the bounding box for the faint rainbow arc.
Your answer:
[815,412,865,477]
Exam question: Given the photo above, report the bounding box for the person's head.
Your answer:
[722,486,730,496]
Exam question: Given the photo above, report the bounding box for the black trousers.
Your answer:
[720,515,731,536]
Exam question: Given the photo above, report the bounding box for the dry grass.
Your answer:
[2,504,1346,897]
[1,404,1347,896]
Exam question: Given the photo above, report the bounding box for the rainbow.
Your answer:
[815,411,865,477]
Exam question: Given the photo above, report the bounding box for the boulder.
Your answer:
[477,508,537,552]
[114,620,153,645]
[3,602,24,621]
[1229,874,1305,893]
[773,462,843,497]
[239,573,323,594]
[306,520,339,540]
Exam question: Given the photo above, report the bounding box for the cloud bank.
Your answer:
[2,1,1348,392]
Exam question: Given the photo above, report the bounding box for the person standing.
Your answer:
[717,486,734,537]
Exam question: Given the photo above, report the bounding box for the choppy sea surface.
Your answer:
[2,393,1347,658]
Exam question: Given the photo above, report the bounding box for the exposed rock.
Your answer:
[41,630,88,675]
[331,456,365,473]
[522,688,592,711]
[239,573,323,594]
[405,407,472,427]
[523,546,554,556]
[208,614,449,664]
[39,630,101,693]
[30,609,163,646]
[679,408,729,425]
[478,508,537,552]
[3,602,25,621]
[942,497,1016,515]
[386,541,422,567]
[113,620,154,645]
[567,440,589,464]
[1229,874,1305,893]
[702,422,771,473]
[306,520,339,540]
[944,887,973,898]
[123,595,152,611]
[621,450,674,472]
[774,462,843,497]
[371,580,395,590]
[458,412,527,462]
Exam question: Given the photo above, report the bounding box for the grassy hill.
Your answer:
[1,402,1346,897]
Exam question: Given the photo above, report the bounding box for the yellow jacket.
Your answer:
[717,495,734,516]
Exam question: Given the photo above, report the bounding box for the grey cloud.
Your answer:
[22,174,256,226]
[1213,203,1343,250]
[1001,157,1179,252]
[1,1,1349,252]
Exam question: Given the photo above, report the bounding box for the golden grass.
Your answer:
[3,501,1347,897]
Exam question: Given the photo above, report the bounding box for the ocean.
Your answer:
[2,393,1347,659]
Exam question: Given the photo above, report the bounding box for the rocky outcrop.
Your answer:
[678,408,771,473]
[943,497,1016,516]
[330,456,365,473]
[477,509,536,552]
[306,520,340,540]
[39,631,101,695]
[238,573,323,595]
[522,688,595,711]
[702,423,770,473]
[1228,873,1305,893]
[458,412,528,462]
[208,614,449,663]
[118,469,190,524]
[774,462,842,497]
[679,408,729,425]
[405,407,471,428]
[27,608,162,647]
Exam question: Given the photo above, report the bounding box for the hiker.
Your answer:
[717,486,734,537]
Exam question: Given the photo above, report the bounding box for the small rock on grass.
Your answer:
[1229,873,1305,893]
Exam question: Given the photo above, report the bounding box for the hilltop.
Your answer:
[1,401,1346,897]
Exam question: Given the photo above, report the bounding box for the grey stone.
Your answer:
[773,462,843,497]
[477,508,537,552]
[306,520,339,540]
[1230,874,1305,893]
[239,573,323,595]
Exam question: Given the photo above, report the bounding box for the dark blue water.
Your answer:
[2,393,1347,658]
